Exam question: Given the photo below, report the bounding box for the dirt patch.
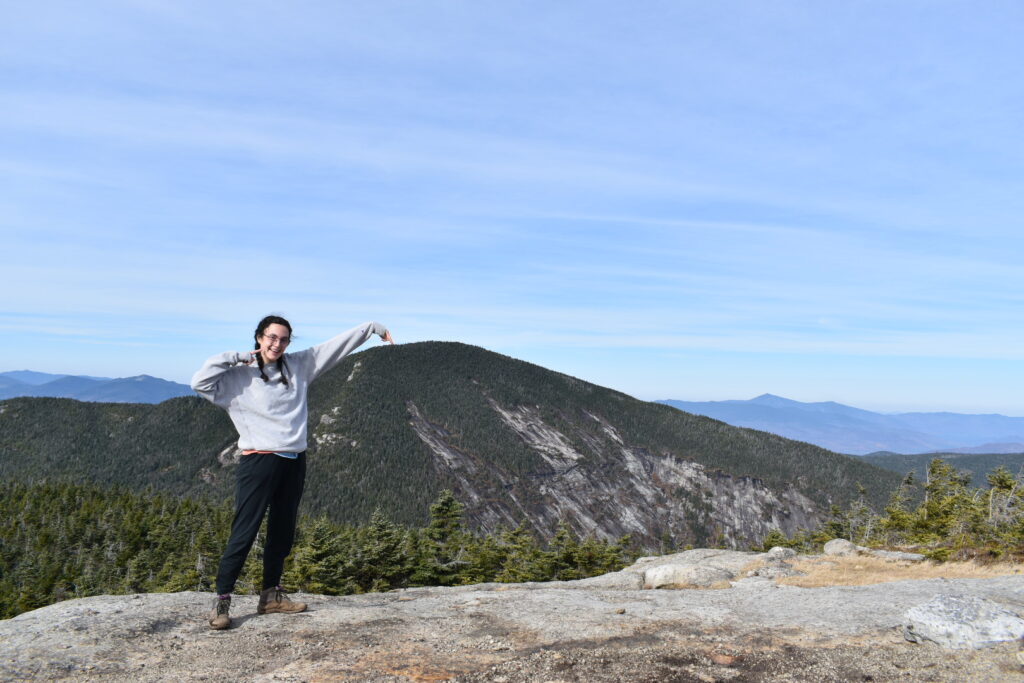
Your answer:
[775,556,1023,588]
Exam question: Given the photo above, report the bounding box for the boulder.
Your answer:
[644,564,734,589]
[565,571,645,590]
[766,546,797,560]
[752,562,805,579]
[902,594,1024,649]
[633,549,760,572]
[868,549,925,562]
[823,539,861,556]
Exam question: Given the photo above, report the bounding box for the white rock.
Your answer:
[823,539,860,556]
[643,564,734,589]
[766,546,797,560]
[564,571,644,590]
[868,549,925,562]
[903,594,1024,649]
[754,563,805,579]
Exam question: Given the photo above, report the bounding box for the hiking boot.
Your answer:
[208,596,231,630]
[258,586,307,615]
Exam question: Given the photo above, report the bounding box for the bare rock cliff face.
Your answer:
[407,399,819,548]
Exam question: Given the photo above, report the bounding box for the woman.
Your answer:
[192,315,393,630]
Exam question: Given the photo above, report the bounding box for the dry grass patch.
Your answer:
[773,555,1022,588]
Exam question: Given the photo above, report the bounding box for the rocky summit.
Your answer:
[2,549,1022,682]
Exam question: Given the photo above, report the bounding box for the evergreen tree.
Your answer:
[283,518,348,595]
[410,490,470,586]
[344,509,413,592]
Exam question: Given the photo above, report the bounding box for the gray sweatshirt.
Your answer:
[191,321,388,453]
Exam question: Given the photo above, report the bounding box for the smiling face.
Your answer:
[258,323,292,363]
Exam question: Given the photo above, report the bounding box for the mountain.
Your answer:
[862,451,1024,487]
[71,375,195,403]
[0,342,903,550]
[0,375,28,392]
[931,442,1024,454]
[0,371,193,403]
[0,370,111,385]
[657,394,1024,455]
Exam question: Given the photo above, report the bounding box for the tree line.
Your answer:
[0,483,631,619]
[3,458,1020,621]
[760,459,1024,561]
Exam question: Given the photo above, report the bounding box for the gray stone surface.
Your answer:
[871,549,927,561]
[0,573,1019,679]
[3,547,1023,681]
[643,563,735,589]
[752,562,806,579]
[766,546,798,560]
[820,540,925,562]
[823,538,861,556]
[903,594,1024,649]
[1,576,1022,681]
[631,548,765,588]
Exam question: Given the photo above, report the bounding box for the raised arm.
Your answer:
[307,321,391,381]
[191,350,255,402]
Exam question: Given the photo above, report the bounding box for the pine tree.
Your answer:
[496,523,547,583]
[410,490,470,586]
[283,518,348,595]
[547,522,580,580]
[344,509,412,592]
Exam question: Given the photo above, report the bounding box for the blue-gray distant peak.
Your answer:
[657,395,1024,455]
[0,371,192,404]
[750,393,797,406]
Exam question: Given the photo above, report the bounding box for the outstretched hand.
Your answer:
[381,330,395,345]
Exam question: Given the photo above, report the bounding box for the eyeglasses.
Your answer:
[262,334,291,346]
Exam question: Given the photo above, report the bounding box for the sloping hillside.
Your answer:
[863,451,1024,487]
[0,342,902,548]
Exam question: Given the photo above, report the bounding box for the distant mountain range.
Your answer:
[0,370,194,404]
[657,394,1024,455]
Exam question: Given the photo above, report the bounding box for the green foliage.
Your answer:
[0,484,633,619]
[0,481,234,618]
[757,529,790,551]
[759,459,1024,561]
[863,451,1024,490]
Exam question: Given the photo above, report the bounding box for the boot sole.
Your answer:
[257,605,307,615]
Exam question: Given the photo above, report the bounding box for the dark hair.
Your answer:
[254,315,292,385]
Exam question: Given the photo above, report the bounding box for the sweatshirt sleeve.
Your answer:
[306,321,388,382]
[191,350,251,403]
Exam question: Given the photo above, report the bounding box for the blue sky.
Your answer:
[2,2,1022,414]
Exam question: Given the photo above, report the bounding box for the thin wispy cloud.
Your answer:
[3,2,1022,413]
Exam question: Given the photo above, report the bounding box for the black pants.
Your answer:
[215,451,306,595]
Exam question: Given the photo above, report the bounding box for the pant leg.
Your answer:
[262,452,307,590]
[215,452,278,595]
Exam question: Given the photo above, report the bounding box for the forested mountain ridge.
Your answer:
[863,451,1024,488]
[0,342,902,549]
